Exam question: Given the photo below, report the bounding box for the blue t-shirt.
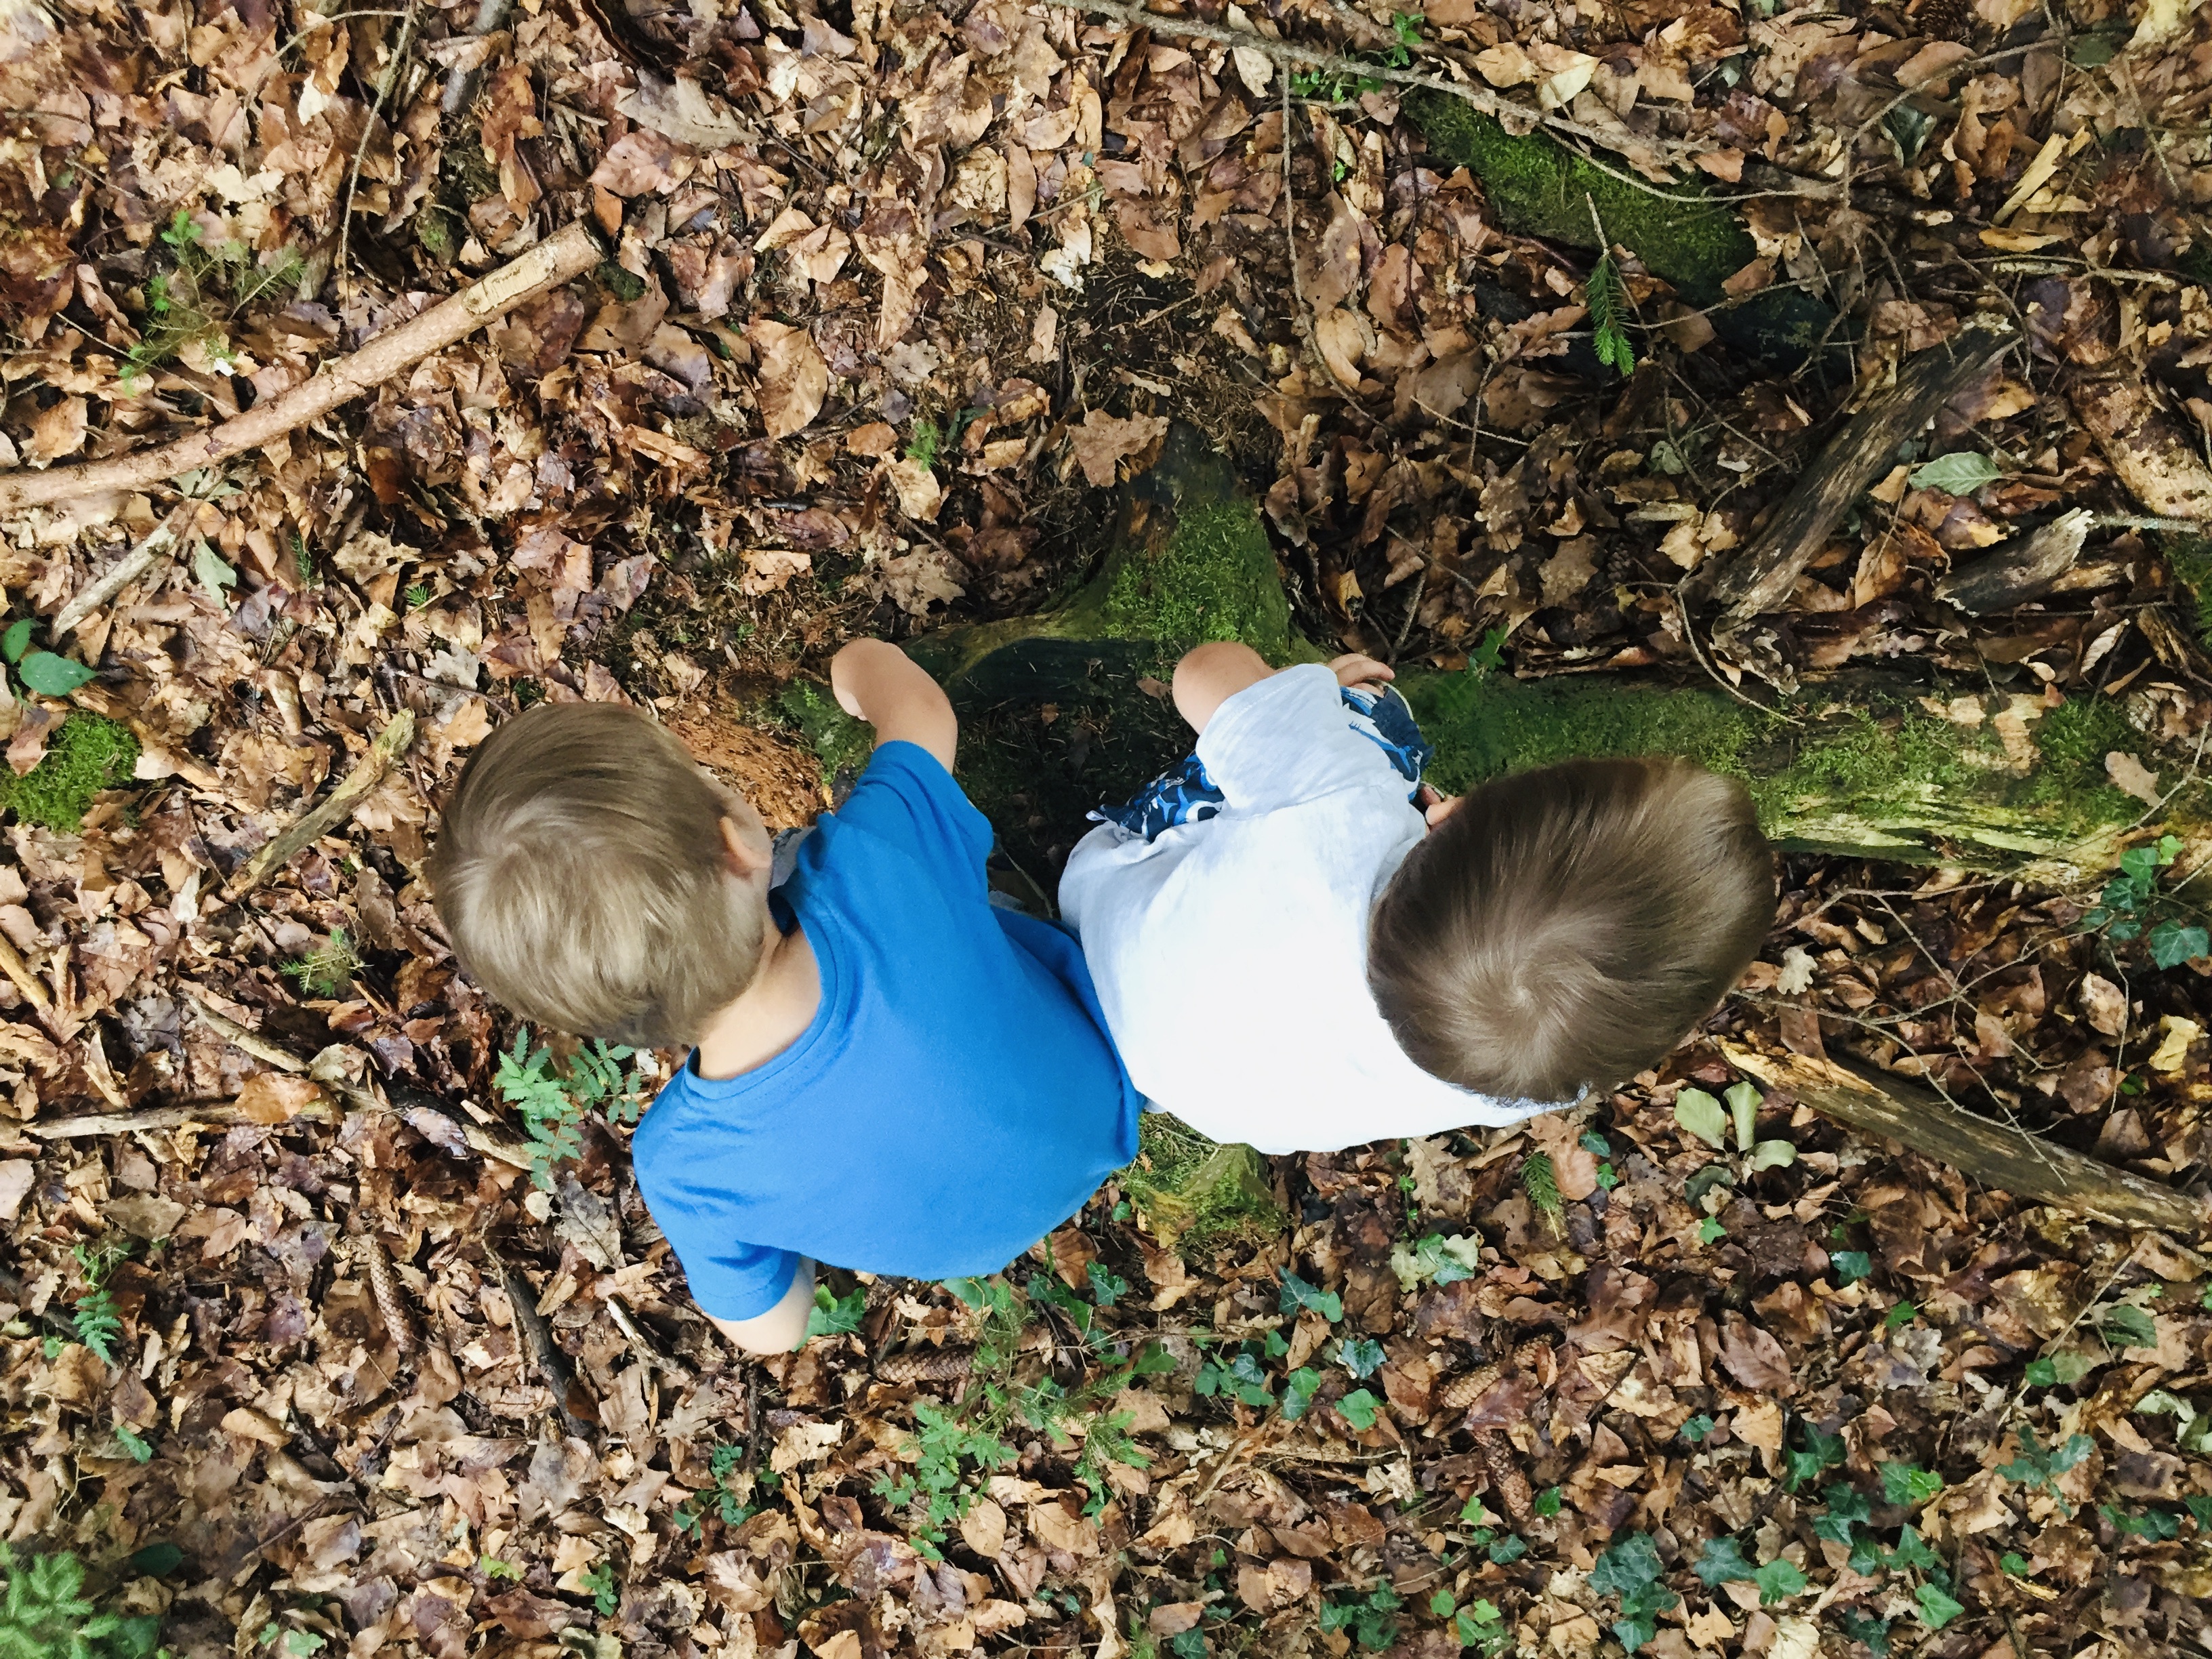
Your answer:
[631,742,1141,1320]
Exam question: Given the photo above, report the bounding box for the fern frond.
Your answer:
[1587,251,1635,377]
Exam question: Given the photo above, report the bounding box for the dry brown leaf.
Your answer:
[234,1072,326,1125]
[1069,410,1168,489]
[748,319,829,440]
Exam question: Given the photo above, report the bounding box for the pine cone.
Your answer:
[1435,1364,1503,1412]
[1914,0,1974,41]
[876,1347,975,1385]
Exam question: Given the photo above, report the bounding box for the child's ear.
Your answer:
[720,815,773,878]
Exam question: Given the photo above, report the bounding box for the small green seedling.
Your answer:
[1675,1081,1795,1171]
[2081,835,2209,969]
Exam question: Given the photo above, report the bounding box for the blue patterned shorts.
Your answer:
[1096,683,1433,843]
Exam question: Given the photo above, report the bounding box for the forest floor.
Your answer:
[1,1,2211,1658]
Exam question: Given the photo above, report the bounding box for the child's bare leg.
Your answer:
[1172,642,1274,733]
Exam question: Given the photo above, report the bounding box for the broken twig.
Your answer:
[0,221,602,515]
[224,710,415,900]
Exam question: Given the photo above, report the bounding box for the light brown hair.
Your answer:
[427,703,766,1048]
[1368,758,1774,1103]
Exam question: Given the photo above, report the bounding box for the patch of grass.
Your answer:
[2165,538,2212,649]
[1118,1112,1284,1254]
[0,713,138,832]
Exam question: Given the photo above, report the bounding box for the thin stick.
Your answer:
[52,503,190,637]
[1044,0,1696,163]
[335,4,419,303]
[489,1242,598,1440]
[0,221,602,514]
[25,1097,341,1139]
[223,710,414,900]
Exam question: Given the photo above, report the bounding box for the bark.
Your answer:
[2070,373,2212,522]
[0,221,604,515]
[1721,1041,2208,1239]
[1709,328,2018,625]
[1936,508,2091,615]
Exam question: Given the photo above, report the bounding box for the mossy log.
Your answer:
[909,429,2205,889]
[1399,90,1842,373]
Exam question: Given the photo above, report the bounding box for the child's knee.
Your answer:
[1172,642,1268,724]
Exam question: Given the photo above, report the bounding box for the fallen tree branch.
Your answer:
[0,220,604,515]
[1038,0,1698,165]
[1719,1040,2209,1238]
[224,710,415,900]
[489,1240,598,1440]
[1710,328,2018,625]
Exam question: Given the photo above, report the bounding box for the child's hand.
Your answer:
[1330,653,1394,692]
[830,639,958,771]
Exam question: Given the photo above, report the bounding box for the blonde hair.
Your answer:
[427,703,767,1047]
[1368,758,1774,1103]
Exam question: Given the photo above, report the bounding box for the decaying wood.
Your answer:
[490,1242,597,1439]
[2069,375,2212,522]
[1936,508,2093,615]
[224,710,415,900]
[0,220,603,516]
[1711,329,2018,623]
[1719,1040,2209,1238]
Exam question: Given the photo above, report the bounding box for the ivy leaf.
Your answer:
[1591,1533,1666,1598]
[2148,918,2210,969]
[1750,1559,1805,1604]
[1280,1269,1344,1324]
[1673,1087,1728,1150]
[17,650,96,695]
[1831,1250,1873,1286]
[1336,1389,1381,1431]
[1879,1464,1944,1507]
[1338,1336,1386,1379]
[1698,1216,1727,1245]
[1281,1366,1324,1421]
[1908,451,2003,495]
[1914,1582,1965,1630]
[1678,1414,1715,1443]
[1692,1536,1755,1586]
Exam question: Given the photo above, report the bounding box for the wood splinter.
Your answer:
[224,710,415,901]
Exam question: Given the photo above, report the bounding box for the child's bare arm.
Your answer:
[710,1257,817,1355]
[830,640,958,771]
[1172,642,1394,733]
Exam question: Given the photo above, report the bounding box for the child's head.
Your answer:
[1368,758,1774,1103]
[428,703,771,1048]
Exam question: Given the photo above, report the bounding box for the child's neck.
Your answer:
[691,921,821,1081]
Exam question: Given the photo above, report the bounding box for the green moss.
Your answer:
[1118,1113,1284,1255]
[2169,537,2212,649]
[1404,671,2165,869]
[775,680,873,785]
[1404,91,1755,302]
[1099,499,1294,661]
[0,714,138,832]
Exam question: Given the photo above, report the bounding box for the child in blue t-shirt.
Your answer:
[428,642,1140,1353]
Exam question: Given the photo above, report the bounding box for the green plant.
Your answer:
[1430,1589,1506,1654]
[806,1283,865,1340]
[1521,1152,1563,1235]
[904,419,941,469]
[281,929,362,998]
[1782,1420,1847,1492]
[0,617,96,699]
[1587,251,1635,376]
[2081,834,2209,968]
[1692,1536,1804,1604]
[481,1557,521,1581]
[1995,1426,2093,1503]
[1589,1532,1677,1652]
[118,211,305,390]
[0,1544,161,1659]
[676,1444,759,1538]
[493,1029,642,1190]
[1674,1081,1795,1171]
[873,1397,1018,1555]
[1319,1582,1402,1652]
[578,1561,618,1618]
[70,1240,131,1366]
[1279,1269,1343,1323]
[1389,1231,1481,1291]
